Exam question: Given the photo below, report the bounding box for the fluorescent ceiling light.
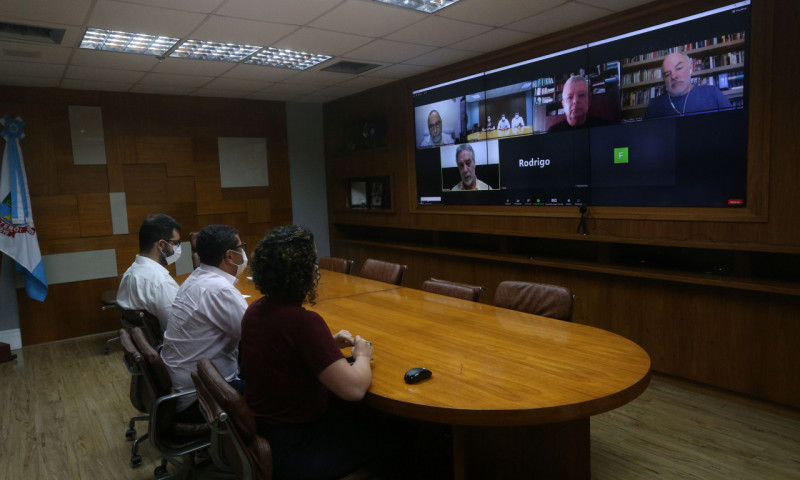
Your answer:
[79,28,178,55]
[370,0,461,14]
[169,39,262,62]
[245,47,331,70]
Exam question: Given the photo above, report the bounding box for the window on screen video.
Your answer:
[412,1,750,208]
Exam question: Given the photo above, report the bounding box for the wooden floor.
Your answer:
[1,334,799,480]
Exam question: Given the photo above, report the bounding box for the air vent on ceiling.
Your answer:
[321,60,381,75]
[0,22,66,45]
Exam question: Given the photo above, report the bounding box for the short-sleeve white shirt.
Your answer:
[160,263,248,411]
[116,255,180,331]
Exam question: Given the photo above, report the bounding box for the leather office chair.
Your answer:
[318,256,355,275]
[358,258,408,286]
[189,231,201,270]
[494,280,575,321]
[130,327,212,479]
[119,328,151,467]
[119,307,164,351]
[191,358,273,480]
[421,278,485,302]
[102,289,120,354]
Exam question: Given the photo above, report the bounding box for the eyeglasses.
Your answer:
[164,238,181,246]
[233,243,247,252]
[428,120,442,129]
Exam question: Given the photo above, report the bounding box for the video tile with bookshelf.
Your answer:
[412,1,750,208]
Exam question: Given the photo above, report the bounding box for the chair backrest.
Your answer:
[358,258,408,285]
[192,358,273,480]
[118,307,163,349]
[318,256,355,275]
[494,280,574,321]
[422,278,485,302]
[130,327,209,451]
[119,328,148,414]
[189,231,201,269]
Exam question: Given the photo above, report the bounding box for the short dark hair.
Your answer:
[196,224,239,267]
[138,214,181,252]
[251,225,317,305]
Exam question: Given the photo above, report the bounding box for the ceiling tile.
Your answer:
[506,2,610,36]
[346,39,436,63]
[337,75,394,89]
[385,16,493,47]
[404,47,479,67]
[224,63,300,82]
[436,0,565,27]
[88,0,207,37]
[365,63,432,78]
[287,70,353,87]
[216,0,343,26]
[244,90,301,101]
[138,71,214,88]
[151,56,235,76]
[190,88,253,98]
[64,65,146,83]
[71,49,161,71]
[190,16,298,46]
[579,0,653,12]
[119,0,225,14]
[0,59,65,77]
[60,78,135,92]
[455,28,538,53]
[0,42,73,64]
[272,27,372,57]
[310,0,426,37]
[203,77,270,92]
[0,0,93,26]
[1,75,61,88]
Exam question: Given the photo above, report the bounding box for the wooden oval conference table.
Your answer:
[232,270,651,479]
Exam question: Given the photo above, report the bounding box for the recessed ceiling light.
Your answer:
[79,28,178,55]
[245,47,331,70]
[169,39,262,62]
[370,0,461,14]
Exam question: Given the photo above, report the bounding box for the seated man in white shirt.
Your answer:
[496,113,511,130]
[511,110,525,128]
[161,224,250,423]
[116,213,182,332]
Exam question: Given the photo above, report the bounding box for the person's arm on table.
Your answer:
[319,335,373,401]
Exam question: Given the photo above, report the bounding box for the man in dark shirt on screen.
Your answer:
[548,75,609,132]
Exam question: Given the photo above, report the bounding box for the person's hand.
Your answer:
[352,335,373,360]
[334,330,354,348]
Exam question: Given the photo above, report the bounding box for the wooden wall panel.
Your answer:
[1,88,292,345]
[31,195,80,242]
[77,193,113,237]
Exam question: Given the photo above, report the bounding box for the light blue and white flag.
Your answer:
[0,115,48,301]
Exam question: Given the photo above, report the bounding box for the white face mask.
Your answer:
[162,243,181,266]
[232,249,248,277]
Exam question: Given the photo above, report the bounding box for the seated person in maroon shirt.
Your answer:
[240,225,391,479]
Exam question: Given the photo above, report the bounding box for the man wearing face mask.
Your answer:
[161,224,249,423]
[117,213,182,332]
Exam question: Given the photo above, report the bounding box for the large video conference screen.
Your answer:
[412,1,750,208]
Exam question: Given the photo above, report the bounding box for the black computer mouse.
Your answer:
[404,367,432,384]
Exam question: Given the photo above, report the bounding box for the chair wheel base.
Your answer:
[154,465,168,478]
[131,455,142,468]
[125,428,137,440]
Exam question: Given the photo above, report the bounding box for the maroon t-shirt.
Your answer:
[241,297,344,424]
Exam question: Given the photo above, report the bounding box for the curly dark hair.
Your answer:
[251,225,318,305]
